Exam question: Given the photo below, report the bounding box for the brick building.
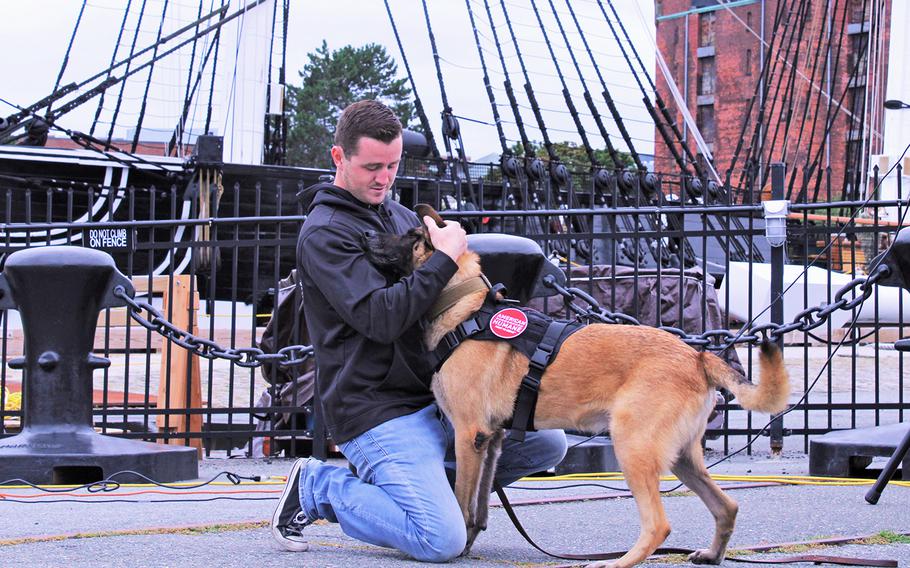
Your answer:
[654,0,891,202]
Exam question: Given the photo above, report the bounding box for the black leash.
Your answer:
[494,486,897,567]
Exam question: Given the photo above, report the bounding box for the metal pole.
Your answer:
[769,162,785,453]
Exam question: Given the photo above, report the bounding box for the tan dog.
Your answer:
[360,205,790,568]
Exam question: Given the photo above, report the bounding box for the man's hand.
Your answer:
[424,217,467,262]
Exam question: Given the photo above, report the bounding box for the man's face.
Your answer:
[332,135,403,206]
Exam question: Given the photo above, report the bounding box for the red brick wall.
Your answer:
[654,0,890,202]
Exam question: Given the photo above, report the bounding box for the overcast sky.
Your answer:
[0,0,656,161]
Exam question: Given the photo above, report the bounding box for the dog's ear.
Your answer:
[415,203,446,230]
[359,230,421,279]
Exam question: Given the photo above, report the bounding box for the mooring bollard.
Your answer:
[0,246,197,484]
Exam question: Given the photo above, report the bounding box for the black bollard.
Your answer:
[0,246,197,484]
[863,227,910,503]
[869,226,910,288]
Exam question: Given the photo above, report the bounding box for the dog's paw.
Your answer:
[462,528,481,556]
[688,549,723,565]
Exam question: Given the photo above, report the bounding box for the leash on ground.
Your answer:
[494,486,897,567]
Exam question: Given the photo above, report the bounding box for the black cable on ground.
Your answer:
[0,470,261,493]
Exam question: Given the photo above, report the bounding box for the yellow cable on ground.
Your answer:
[525,472,910,488]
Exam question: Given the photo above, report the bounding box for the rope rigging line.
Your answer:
[784,0,839,201]
[791,0,871,202]
[464,0,510,155]
[600,0,702,179]
[419,0,476,197]
[734,0,802,191]
[47,0,88,118]
[551,0,673,266]
[104,0,149,149]
[259,0,286,164]
[38,1,262,136]
[836,0,882,202]
[90,0,134,137]
[498,0,593,269]
[803,0,850,204]
[498,0,560,164]
[0,95,173,177]
[203,1,228,137]
[167,0,207,157]
[557,0,623,169]
[759,0,813,190]
[131,0,171,153]
[527,0,597,168]
[478,0,547,250]
[278,0,290,162]
[589,0,726,264]
[723,0,788,190]
[481,0,535,161]
[382,0,441,162]
[579,4,648,174]
[716,0,880,138]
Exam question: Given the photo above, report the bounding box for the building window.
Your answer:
[844,140,864,199]
[849,0,867,24]
[848,33,868,74]
[744,49,752,75]
[696,105,716,143]
[698,12,716,47]
[848,86,865,131]
[746,11,752,29]
[698,57,716,95]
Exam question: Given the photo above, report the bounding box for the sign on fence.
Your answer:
[82,228,134,251]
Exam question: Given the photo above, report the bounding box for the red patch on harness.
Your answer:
[489,308,529,339]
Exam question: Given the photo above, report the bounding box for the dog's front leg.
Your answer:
[463,428,505,554]
[453,427,494,555]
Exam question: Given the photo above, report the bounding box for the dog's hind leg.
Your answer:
[670,441,738,565]
[464,428,505,554]
[590,428,672,568]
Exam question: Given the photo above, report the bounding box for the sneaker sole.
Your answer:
[271,459,309,552]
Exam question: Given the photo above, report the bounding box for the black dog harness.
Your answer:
[429,287,584,441]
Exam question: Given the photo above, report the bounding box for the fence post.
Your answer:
[769,162,786,454]
[157,275,203,457]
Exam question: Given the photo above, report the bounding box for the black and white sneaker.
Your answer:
[271,457,315,552]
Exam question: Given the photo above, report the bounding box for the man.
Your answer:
[271,100,566,562]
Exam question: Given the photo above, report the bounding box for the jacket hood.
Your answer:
[297,182,393,216]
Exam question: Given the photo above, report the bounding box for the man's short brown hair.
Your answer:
[334,100,402,156]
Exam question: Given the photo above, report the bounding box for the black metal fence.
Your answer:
[0,154,906,459]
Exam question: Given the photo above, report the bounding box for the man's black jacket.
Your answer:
[296,184,457,444]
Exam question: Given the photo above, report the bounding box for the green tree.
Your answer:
[286,41,416,168]
[510,140,634,171]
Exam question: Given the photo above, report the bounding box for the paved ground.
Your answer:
[1,450,908,568]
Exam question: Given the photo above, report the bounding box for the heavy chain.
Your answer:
[113,286,313,368]
[541,263,893,352]
[114,262,892,363]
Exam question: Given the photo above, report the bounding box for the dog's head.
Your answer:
[360,203,445,280]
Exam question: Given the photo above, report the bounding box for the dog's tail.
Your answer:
[700,341,790,414]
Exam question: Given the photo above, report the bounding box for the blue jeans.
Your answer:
[297,403,567,562]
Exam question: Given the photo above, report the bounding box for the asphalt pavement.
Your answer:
[1,449,908,568]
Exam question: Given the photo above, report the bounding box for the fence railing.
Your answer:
[0,159,906,459]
